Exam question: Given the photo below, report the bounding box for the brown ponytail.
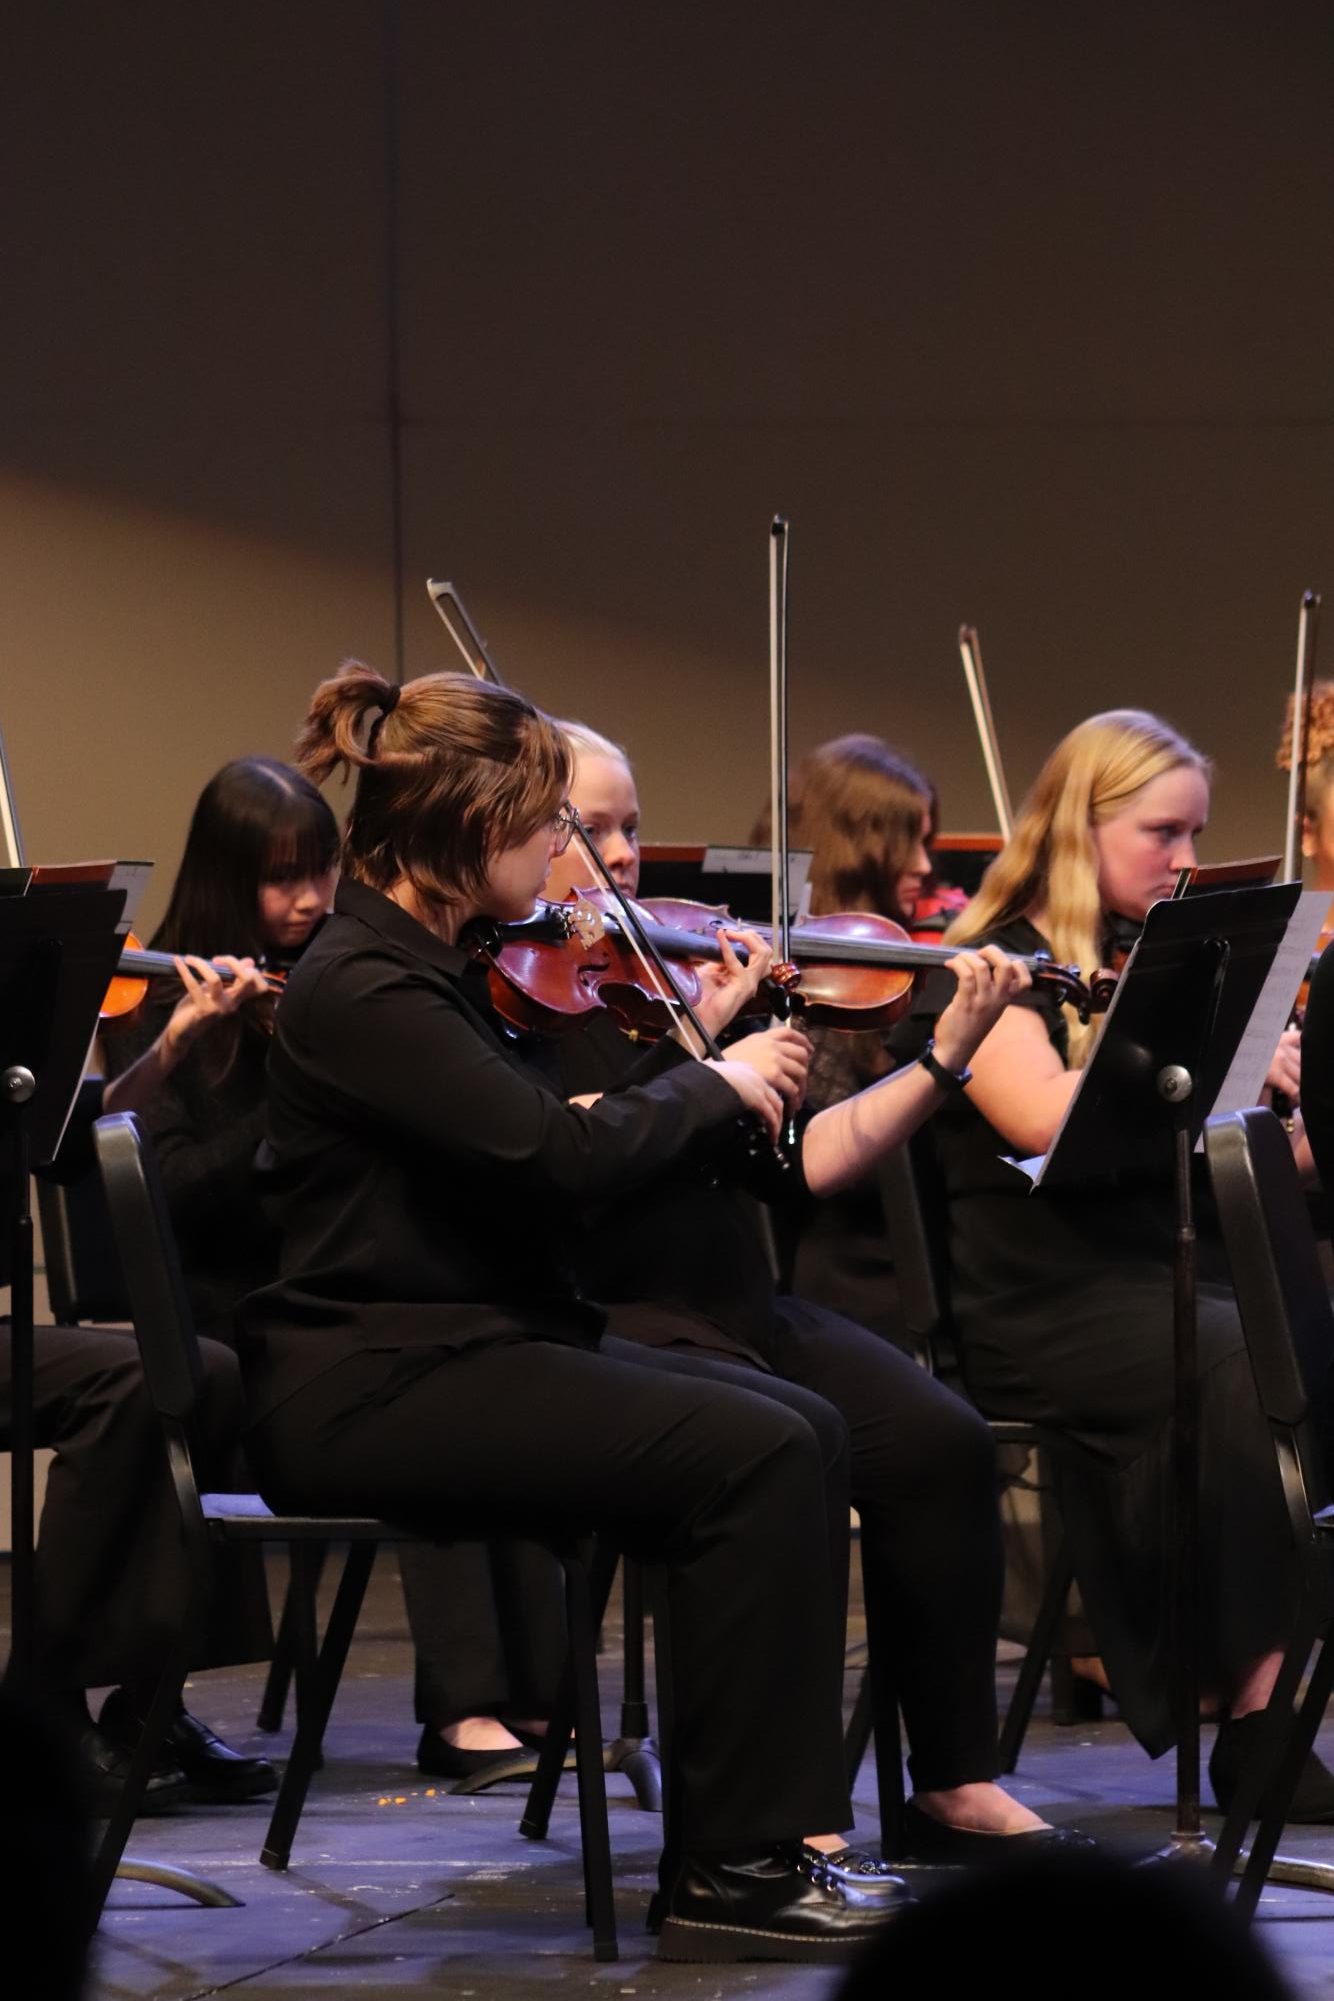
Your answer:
[295,661,570,908]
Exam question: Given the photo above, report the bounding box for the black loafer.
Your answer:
[99,1690,277,1804]
[657,1848,912,1963]
[1210,1712,1334,1824]
[80,1724,191,1817]
[902,1798,1095,1864]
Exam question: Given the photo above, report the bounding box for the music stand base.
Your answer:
[1141,1831,1216,1867]
[1142,1835,1334,1901]
[606,1736,662,1813]
[112,1857,240,1908]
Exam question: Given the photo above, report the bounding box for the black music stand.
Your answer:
[1,877,128,1686]
[1022,881,1304,1862]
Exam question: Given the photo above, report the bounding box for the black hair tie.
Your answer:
[368,683,401,754]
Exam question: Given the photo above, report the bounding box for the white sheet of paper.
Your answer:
[1196,886,1327,1138]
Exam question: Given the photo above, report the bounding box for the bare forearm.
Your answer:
[802,1062,949,1198]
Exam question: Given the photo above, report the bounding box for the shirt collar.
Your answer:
[333,876,476,979]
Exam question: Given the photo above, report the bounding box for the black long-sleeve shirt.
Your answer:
[101,997,277,1340]
[241,877,744,1420]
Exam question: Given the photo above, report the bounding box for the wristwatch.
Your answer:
[917,1039,972,1094]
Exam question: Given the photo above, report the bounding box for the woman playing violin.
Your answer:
[243,661,957,1963]
[748,733,945,1340]
[102,757,338,1340]
[903,707,1333,1815]
[1278,680,1334,908]
[540,719,1084,1863]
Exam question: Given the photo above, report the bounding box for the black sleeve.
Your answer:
[301,953,746,1201]
[1303,945,1334,1189]
[144,1077,269,1236]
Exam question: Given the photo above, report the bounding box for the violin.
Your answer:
[477,890,1111,1039]
[100,934,286,1020]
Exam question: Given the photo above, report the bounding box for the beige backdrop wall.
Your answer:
[4,2,1333,932]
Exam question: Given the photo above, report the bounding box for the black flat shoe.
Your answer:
[80,1724,191,1816]
[415,1726,542,1788]
[902,1798,1095,1865]
[657,1848,912,1963]
[99,1690,277,1804]
[1210,1712,1334,1824]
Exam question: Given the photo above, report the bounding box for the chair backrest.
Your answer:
[32,1076,129,1323]
[1203,1107,1332,1528]
[92,1112,205,1429]
[876,1133,959,1380]
[36,1173,130,1324]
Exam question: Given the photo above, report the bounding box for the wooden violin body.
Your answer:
[480,890,1108,1039]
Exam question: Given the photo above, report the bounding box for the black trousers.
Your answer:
[609,1298,1004,1792]
[248,1335,854,1851]
[0,1323,272,1692]
[398,1335,857,1731]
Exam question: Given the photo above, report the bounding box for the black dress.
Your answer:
[892,915,1305,1755]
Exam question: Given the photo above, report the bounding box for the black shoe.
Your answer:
[656,1848,912,1963]
[1210,1711,1334,1825]
[99,1690,277,1804]
[902,1797,1095,1865]
[80,1723,191,1817]
[788,1843,909,1900]
[415,1725,542,1788]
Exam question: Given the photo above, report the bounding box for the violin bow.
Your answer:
[1283,590,1322,883]
[958,624,1014,842]
[424,576,722,1061]
[769,517,793,966]
[0,721,26,870]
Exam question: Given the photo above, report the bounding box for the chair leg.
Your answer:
[1212,1603,1319,1888]
[261,1542,375,1871]
[521,1538,618,1843]
[563,1553,617,1962]
[861,1569,906,1858]
[618,1560,650,1740]
[257,1544,328,1733]
[638,1567,678,1939]
[998,1535,1075,1773]
[85,1639,192,1931]
[1234,1628,1334,1922]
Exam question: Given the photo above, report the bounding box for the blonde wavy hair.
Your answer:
[1277,680,1334,826]
[944,709,1211,1064]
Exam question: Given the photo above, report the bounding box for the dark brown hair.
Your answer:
[145,756,338,1084]
[294,661,571,906]
[751,733,933,922]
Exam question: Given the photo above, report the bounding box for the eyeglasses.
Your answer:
[551,803,578,855]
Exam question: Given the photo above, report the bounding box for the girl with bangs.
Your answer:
[900,709,1331,1812]
[103,757,339,1340]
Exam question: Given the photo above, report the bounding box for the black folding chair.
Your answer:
[865,1139,1084,1784]
[91,1111,621,1959]
[1204,1107,1334,1919]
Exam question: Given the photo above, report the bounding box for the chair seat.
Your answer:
[200,1492,430,1541]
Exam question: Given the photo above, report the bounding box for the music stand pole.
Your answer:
[3,1062,36,1686]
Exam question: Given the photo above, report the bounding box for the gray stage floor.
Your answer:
[32,1554,1334,1999]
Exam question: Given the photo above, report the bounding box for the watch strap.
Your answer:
[918,1039,972,1094]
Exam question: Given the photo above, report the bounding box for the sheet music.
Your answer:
[1010,884,1327,1186]
[1203,886,1327,1125]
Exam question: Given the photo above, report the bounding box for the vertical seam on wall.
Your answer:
[382,0,405,684]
